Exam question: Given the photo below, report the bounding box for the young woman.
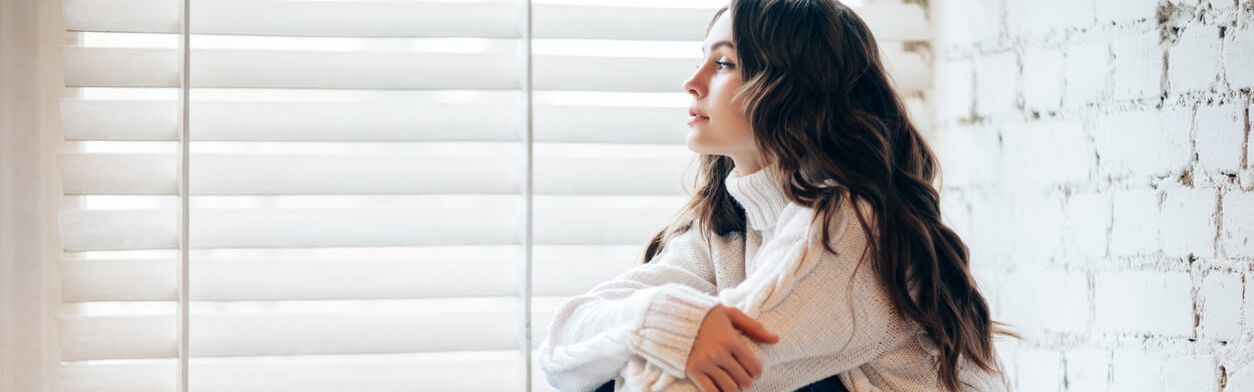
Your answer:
[537,1,1011,391]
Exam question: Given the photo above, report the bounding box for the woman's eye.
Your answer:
[694,59,735,70]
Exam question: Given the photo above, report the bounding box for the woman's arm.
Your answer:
[633,200,914,391]
[537,227,733,392]
[725,199,909,366]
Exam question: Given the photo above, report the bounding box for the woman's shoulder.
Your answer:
[650,221,746,262]
[776,194,876,246]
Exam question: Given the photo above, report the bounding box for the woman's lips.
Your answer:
[688,107,709,125]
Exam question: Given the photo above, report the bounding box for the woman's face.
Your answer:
[682,10,759,170]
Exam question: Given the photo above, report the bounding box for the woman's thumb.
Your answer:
[725,307,779,343]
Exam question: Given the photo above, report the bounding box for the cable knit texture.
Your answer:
[724,167,791,232]
[537,166,1010,392]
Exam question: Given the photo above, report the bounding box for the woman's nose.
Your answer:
[682,69,704,98]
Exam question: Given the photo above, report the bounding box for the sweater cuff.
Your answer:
[630,284,722,380]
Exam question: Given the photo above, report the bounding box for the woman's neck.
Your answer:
[730,153,763,176]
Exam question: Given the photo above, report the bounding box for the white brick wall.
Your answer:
[1170,25,1224,91]
[1196,103,1246,173]
[1227,25,1254,88]
[1064,348,1110,391]
[1111,29,1164,101]
[930,0,1253,390]
[1094,271,1195,336]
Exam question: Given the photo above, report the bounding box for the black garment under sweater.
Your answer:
[592,372,848,392]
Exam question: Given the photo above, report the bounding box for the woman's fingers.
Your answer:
[715,350,754,388]
[685,305,771,390]
[693,373,718,392]
[704,365,741,392]
[729,336,763,378]
[724,307,779,344]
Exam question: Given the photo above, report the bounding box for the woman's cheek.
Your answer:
[699,120,732,151]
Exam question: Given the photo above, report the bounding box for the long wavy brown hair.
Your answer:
[640,1,1006,390]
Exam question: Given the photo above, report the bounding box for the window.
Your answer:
[52,0,929,390]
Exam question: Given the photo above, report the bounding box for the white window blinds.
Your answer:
[52,0,930,391]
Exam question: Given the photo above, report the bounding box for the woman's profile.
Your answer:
[538,1,1012,391]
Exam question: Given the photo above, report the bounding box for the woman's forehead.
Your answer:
[703,12,734,52]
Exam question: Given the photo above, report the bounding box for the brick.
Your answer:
[1110,190,1160,257]
[1064,349,1110,391]
[1095,271,1193,335]
[1108,352,1211,392]
[1008,192,1067,262]
[1094,109,1192,178]
[935,125,1000,187]
[1162,357,1217,392]
[1230,365,1254,392]
[1158,188,1218,257]
[1247,276,1254,332]
[1111,31,1164,100]
[1168,25,1223,92]
[1006,0,1094,36]
[999,270,1090,333]
[1221,191,1254,257]
[975,52,1019,116]
[932,0,1002,48]
[1005,1,1051,36]
[1021,48,1064,111]
[1225,25,1254,89]
[936,58,974,120]
[1015,349,1063,392]
[1062,192,1112,260]
[1096,0,1160,24]
[1059,0,1096,29]
[1195,104,1246,173]
[1110,351,1164,391]
[970,193,1016,261]
[1199,273,1242,340]
[1210,0,1238,9]
[1064,40,1112,105]
[1002,121,1092,187]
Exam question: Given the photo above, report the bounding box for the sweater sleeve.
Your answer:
[537,227,729,392]
[646,199,915,391]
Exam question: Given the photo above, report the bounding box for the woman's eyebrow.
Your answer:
[701,40,735,55]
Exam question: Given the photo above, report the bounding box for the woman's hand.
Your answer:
[685,304,780,392]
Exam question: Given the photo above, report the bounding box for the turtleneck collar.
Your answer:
[724,166,790,232]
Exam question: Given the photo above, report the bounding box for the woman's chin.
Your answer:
[685,141,724,156]
[684,135,710,154]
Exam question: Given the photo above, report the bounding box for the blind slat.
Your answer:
[63,0,928,41]
[60,96,690,143]
[62,47,519,90]
[60,96,524,142]
[61,43,927,92]
[59,351,560,392]
[537,4,929,41]
[59,195,683,251]
[59,148,695,195]
[60,246,641,302]
[61,298,562,360]
[60,93,695,143]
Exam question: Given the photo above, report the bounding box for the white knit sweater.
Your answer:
[537,166,1010,392]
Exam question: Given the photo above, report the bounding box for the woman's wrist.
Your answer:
[629,284,722,379]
